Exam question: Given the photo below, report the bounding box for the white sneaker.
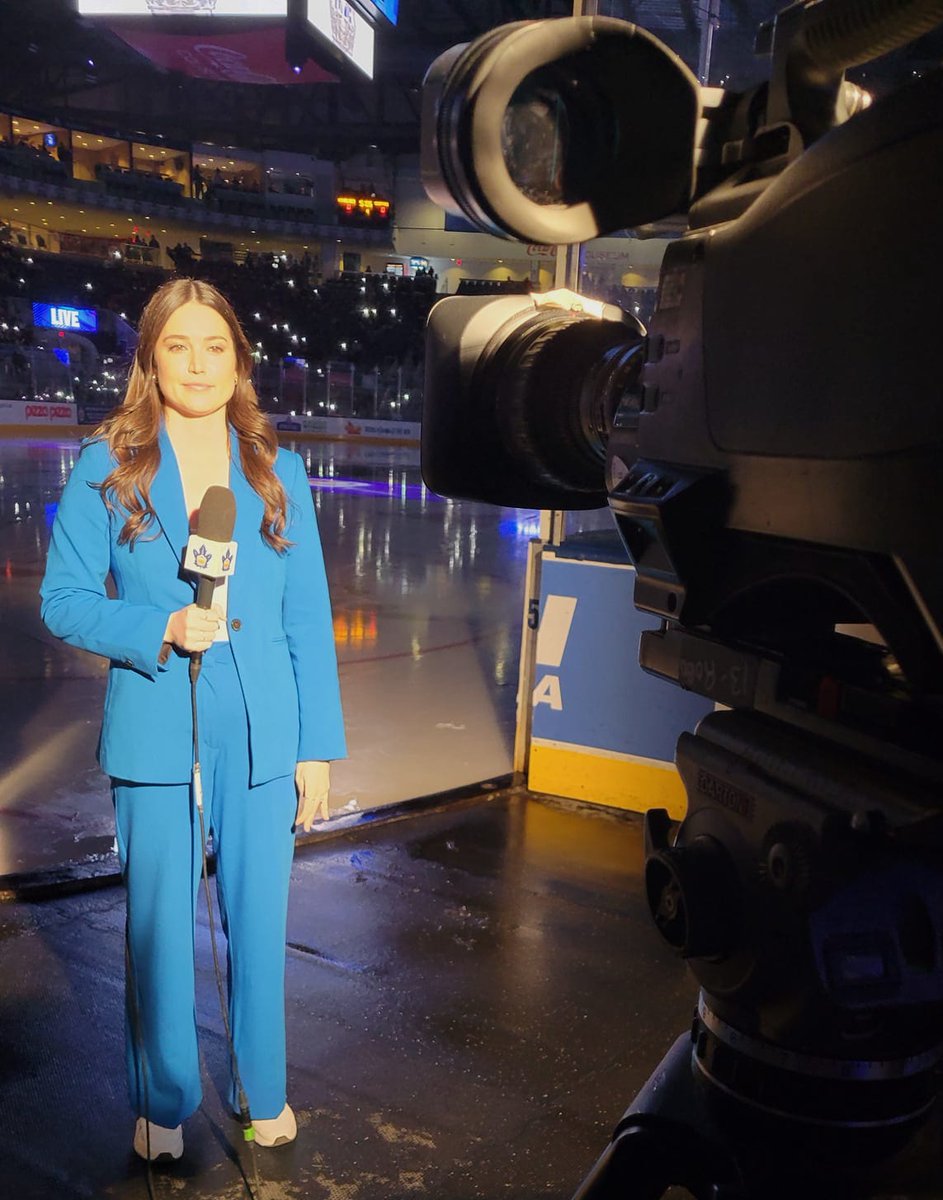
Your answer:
[252,1103,297,1147]
[133,1117,183,1161]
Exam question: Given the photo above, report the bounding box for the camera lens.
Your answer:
[422,293,645,510]
[501,63,613,208]
[472,306,645,503]
[421,17,700,243]
[502,74,570,206]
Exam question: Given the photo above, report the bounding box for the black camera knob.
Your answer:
[644,833,740,960]
[761,822,815,895]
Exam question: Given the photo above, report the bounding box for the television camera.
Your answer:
[419,1,943,1196]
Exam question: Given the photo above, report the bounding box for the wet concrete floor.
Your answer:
[0,789,698,1200]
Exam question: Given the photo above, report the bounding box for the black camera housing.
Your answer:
[420,5,943,1195]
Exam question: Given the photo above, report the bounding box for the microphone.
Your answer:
[158,487,237,669]
[185,486,238,611]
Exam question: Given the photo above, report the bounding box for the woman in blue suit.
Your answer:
[41,278,346,1161]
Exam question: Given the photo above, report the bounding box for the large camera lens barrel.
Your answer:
[473,307,645,502]
[422,294,645,510]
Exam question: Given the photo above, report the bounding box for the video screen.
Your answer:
[76,1,288,16]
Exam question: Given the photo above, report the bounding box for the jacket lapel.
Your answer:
[151,422,192,574]
[228,435,264,601]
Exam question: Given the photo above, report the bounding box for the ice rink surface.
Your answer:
[0,433,577,878]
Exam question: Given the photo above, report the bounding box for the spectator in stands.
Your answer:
[168,241,195,270]
[40,276,346,1163]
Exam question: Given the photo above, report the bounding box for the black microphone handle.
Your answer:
[157,578,217,667]
[190,578,217,674]
[196,576,217,610]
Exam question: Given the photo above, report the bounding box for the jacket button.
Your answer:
[230,618,242,631]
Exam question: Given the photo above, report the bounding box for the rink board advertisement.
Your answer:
[0,399,78,425]
[529,550,713,818]
[270,413,419,443]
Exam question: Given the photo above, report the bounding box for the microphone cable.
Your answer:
[122,655,263,1200]
[189,649,264,1200]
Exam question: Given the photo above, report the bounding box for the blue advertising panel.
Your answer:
[529,551,714,816]
[32,303,98,334]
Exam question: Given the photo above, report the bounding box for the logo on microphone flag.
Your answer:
[184,534,238,579]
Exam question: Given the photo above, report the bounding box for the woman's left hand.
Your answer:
[294,760,331,831]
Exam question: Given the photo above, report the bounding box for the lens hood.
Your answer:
[421,16,700,242]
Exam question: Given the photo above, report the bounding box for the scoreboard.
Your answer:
[335,192,392,229]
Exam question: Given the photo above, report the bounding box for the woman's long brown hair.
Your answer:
[95,277,291,551]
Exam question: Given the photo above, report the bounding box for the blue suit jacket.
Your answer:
[40,425,347,785]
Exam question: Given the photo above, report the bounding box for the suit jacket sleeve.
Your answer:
[282,451,347,761]
[39,442,171,678]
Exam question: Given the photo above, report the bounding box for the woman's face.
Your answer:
[153,300,238,421]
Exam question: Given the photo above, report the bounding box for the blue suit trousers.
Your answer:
[114,642,297,1128]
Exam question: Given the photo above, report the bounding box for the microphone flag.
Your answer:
[185,486,237,610]
[184,535,238,580]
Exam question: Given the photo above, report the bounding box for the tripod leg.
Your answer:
[571,1034,743,1200]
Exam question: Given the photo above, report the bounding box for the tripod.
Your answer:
[571,634,943,1199]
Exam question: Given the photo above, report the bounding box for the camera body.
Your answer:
[609,66,943,684]
[420,4,943,1193]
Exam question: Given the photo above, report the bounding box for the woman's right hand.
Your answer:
[163,604,224,653]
